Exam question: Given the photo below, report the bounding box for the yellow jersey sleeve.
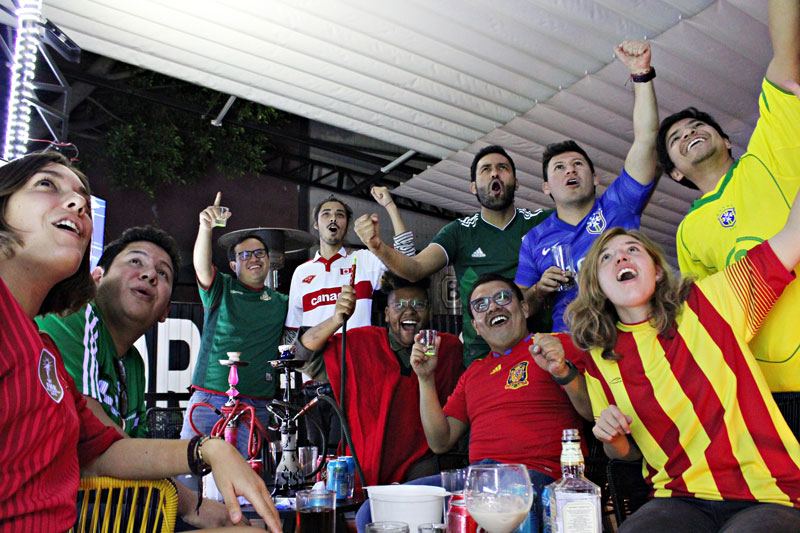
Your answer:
[747,78,800,184]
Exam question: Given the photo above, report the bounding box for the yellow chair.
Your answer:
[70,477,178,533]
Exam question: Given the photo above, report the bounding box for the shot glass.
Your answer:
[550,243,577,291]
[214,206,230,227]
[420,329,438,357]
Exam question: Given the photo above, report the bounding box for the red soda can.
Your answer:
[248,458,264,478]
[316,454,338,483]
[447,492,477,533]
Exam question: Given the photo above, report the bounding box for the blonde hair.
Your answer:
[565,227,693,360]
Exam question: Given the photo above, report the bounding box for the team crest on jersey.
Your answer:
[340,266,354,276]
[718,207,736,228]
[505,361,530,390]
[302,275,316,284]
[260,291,271,301]
[39,348,64,403]
[586,209,606,234]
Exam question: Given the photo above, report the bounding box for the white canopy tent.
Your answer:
[42,0,771,265]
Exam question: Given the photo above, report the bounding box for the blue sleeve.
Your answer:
[603,168,654,215]
[515,228,542,287]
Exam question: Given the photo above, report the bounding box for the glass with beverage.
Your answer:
[550,244,577,291]
[296,489,336,533]
[365,522,410,533]
[214,205,230,227]
[420,329,438,357]
[464,463,533,533]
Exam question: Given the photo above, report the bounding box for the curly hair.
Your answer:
[0,152,95,316]
[565,228,693,360]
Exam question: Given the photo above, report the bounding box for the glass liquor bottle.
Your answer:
[545,428,601,533]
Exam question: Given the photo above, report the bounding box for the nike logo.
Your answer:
[542,247,551,256]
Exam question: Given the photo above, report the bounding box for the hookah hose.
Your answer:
[270,399,328,480]
[315,392,366,488]
[188,399,266,459]
[340,256,357,453]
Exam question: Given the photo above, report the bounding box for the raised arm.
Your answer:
[617,40,659,186]
[297,285,355,355]
[767,185,800,270]
[194,192,229,288]
[766,0,800,88]
[410,332,468,453]
[355,212,446,281]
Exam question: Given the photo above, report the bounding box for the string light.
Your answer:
[3,0,43,160]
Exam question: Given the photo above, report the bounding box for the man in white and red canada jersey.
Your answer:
[285,187,414,451]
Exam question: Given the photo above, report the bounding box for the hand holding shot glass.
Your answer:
[204,191,230,227]
[420,329,438,357]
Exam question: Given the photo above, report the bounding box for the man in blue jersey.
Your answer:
[515,40,659,332]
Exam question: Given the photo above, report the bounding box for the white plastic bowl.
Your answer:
[367,485,448,532]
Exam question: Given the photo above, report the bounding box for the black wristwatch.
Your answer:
[551,359,578,386]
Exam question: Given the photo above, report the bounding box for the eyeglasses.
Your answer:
[469,289,513,313]
[390,298,428,311]
[236,248,267,261]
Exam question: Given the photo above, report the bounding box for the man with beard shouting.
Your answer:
[515,39,659,333]
[355,145,551,367]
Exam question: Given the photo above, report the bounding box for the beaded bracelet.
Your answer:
[187,435,213,477]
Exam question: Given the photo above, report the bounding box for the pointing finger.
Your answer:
[213,191,222,207]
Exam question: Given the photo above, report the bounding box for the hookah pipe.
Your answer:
[339,256,356,453]
[188,352,266,467]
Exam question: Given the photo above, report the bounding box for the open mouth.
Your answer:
[489,314,509,327]
[327,223,339,233]
[133,287,153,299]
[400,319,418,332]
[687,137,705,151]
[54,219,80,236]
[616,268,637,282]
[566,178,579,187]
[490,179,503,195]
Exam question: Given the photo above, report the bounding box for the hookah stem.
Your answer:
[340,256,356,453]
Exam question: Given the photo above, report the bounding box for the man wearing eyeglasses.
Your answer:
[180,193,288,467]
[295,271,462,486]
[353,273,591,532]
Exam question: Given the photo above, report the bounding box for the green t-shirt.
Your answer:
[431,207,552,366]
[193,269,288,398]
[36,303,147,437]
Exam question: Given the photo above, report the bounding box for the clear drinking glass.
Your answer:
[418,524,447,533]
[420,329,438,357]
[550,243,577,291]
[299,445,319,478]
[296,489,336,533]
[365,522,410,533]
[464,464,533,533]
[214,205,230,227]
